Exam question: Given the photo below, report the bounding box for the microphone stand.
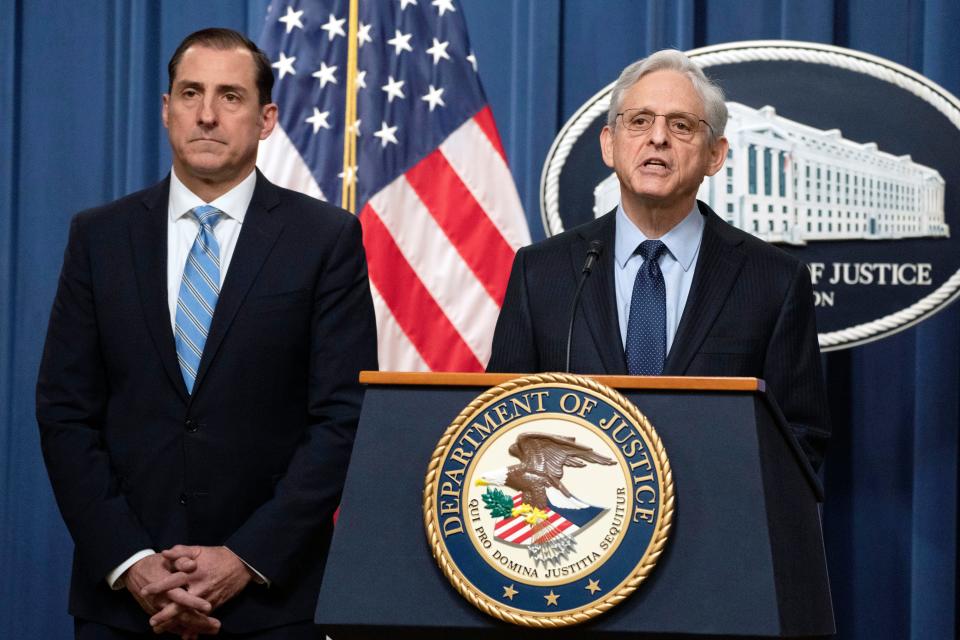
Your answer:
[565,240,604,373]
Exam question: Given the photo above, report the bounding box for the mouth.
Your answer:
[190,137,226,145]
[640,157,670,170]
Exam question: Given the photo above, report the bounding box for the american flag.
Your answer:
[257,0,530,371]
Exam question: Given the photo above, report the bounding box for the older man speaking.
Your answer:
[488,50,829,471]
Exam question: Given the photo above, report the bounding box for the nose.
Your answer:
[196,96,217,127]
[647,115,670,146]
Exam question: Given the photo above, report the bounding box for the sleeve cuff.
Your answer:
[106,549,155,590]
[226,546,271,587]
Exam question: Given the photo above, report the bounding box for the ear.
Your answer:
[600,124,615,169]
[258,103,279,140]
[704,136,729,177]
[161,94,170,129]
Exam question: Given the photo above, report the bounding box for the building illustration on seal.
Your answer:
[594,102,949,245]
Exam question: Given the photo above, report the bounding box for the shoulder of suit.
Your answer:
[262,178,359,231]
[517,210,612,257]
[700,202,803,272]
[69,179,169,230]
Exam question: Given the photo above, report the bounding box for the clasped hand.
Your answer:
[123,546,252,638]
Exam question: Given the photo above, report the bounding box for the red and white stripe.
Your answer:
[494,492,578,545]
[259,106,530,371]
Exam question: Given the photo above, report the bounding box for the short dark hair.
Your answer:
[168,28,274,105]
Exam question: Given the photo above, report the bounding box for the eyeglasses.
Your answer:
[616,108,713,138]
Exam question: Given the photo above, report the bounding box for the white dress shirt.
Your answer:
[107,168,265,589]
[613,203,705,355]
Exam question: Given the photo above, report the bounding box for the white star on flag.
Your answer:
[305,108,331,133]
[278,6,304,33]
[272,52,296,79]
[400,0,418,9]
[373,121,399,147]
[426,38,451,65]
[381,76,405,102]
[355,70,367,89]
[387,30,413,55]
[421,85,445,111]
[432,0,456,16]
[357,22,373,47]
[312,62,338,87]
[320,13,345,40]
[466,52,477,71]
[338,164,358,186]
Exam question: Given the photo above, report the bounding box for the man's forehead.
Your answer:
[623,70,704,109]
[173,45,256,83]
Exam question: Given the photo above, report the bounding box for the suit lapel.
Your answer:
[191,173,284,394]
[664,204,746,375]
[129,178,190,402]
[573,212,626,374]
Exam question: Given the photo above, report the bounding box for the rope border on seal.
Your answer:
[422,373,675,628]
[538,40,960,351]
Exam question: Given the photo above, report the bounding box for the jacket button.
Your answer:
[185,419,198,433]
[178,493,188,505]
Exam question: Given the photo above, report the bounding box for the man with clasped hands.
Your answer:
[488,50,829,471]
[37,28,377,638]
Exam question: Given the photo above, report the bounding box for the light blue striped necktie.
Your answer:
[175,204,223,393]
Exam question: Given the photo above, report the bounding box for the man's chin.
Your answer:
[623,187,699,215]
[628,185,676,203]
[180,158,230,179]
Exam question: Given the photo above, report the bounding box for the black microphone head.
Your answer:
[581,240,604,275]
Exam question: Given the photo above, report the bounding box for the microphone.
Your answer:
[565,240,604,373]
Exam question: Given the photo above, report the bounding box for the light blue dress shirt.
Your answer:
[613,204,705,354]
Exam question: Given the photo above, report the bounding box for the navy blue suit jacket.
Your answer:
[488,202,830,470]
[36,173,378,632]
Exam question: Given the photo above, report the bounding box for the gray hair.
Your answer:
[607,49,728,142]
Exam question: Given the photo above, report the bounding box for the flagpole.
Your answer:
[341,0,359,213]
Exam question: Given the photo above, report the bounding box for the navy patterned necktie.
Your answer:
[625,240,668,375]
[175,205,223,393]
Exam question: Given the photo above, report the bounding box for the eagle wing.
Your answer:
[510,432,616,480]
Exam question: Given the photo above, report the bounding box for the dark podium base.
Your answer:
[317,375,834,639]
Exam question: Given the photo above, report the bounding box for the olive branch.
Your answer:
[481,487,514,518]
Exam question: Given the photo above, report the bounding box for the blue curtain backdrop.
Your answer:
[1,0,958,638]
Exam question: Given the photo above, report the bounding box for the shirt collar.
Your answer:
[614,202,704,272]
[168,168,257,224]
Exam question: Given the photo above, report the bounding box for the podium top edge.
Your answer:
[359,371,764,392]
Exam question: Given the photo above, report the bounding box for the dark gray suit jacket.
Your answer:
[488,202,830,470]
[36,172,378,632]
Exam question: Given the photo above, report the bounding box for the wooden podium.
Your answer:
[315,372,834,639]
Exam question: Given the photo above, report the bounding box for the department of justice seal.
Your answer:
[423,374,674,627]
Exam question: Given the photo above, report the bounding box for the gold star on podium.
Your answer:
[585,579,601,594]
[502,584,518,600]
[544,590,559,606]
